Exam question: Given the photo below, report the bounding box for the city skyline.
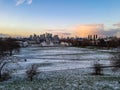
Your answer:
[0,0,120,37]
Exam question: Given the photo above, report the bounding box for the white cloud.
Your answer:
[16,0,32,6]
[27,0,32,4]
[16,0,25,6]
[113,23,120,27]
[0,33,10,38]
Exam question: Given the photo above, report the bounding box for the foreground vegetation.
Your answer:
[0,38,20,81]
[0,70,120,90]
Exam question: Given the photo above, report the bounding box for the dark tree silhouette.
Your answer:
[98,39,106,47]
[26,64,39,81]
[111,54,120,71]
[5,38,20,56]
[92,62,103,75]
[0,38,20,56]
[0,38,20,81]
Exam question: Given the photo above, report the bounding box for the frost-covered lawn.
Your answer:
[0,69,120,90]
[0,47,120,90]
[13,47,113,72]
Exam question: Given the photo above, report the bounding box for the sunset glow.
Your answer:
[75,24,104,37]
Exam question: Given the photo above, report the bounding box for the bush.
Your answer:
[26,64,39,81]
[0,71,11,82]
[111,54,120,71]
[92,63,103,75]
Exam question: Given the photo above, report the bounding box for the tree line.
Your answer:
[60,37,120,48]
[0,38,20,57]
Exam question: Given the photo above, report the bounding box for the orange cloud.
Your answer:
[74,24,104,37]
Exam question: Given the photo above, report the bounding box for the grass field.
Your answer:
[0,47,120,90]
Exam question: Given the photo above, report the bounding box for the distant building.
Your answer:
[28,33,60,46]
[53,35,60,45]
[17,41,28,47]
[88,34,99,45]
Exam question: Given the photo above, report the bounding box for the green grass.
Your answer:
[0,75,120,90]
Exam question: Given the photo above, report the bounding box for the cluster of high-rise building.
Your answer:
[88,35,98,40]
[28,33,60,46]
[5,33,119,47]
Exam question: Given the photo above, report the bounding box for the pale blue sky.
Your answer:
[0,0,120,37]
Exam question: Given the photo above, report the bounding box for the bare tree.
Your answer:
[92,62,103,75]
[111,54,120,71]
[0,56,19,81]
[26,64,39,81]
[0,38,20,56]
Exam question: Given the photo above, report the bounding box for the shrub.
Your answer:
[92,62,103,75]
[111,54,120,71]
[0,71,11,82]
[26,64,39,81]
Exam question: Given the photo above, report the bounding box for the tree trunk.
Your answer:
[0,62,7,79]
[30,77,33,81]
[10,50,13,56]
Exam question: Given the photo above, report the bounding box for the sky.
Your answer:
[0,0,120,37]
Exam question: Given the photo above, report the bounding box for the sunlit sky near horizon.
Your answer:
[0,0,120,37]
